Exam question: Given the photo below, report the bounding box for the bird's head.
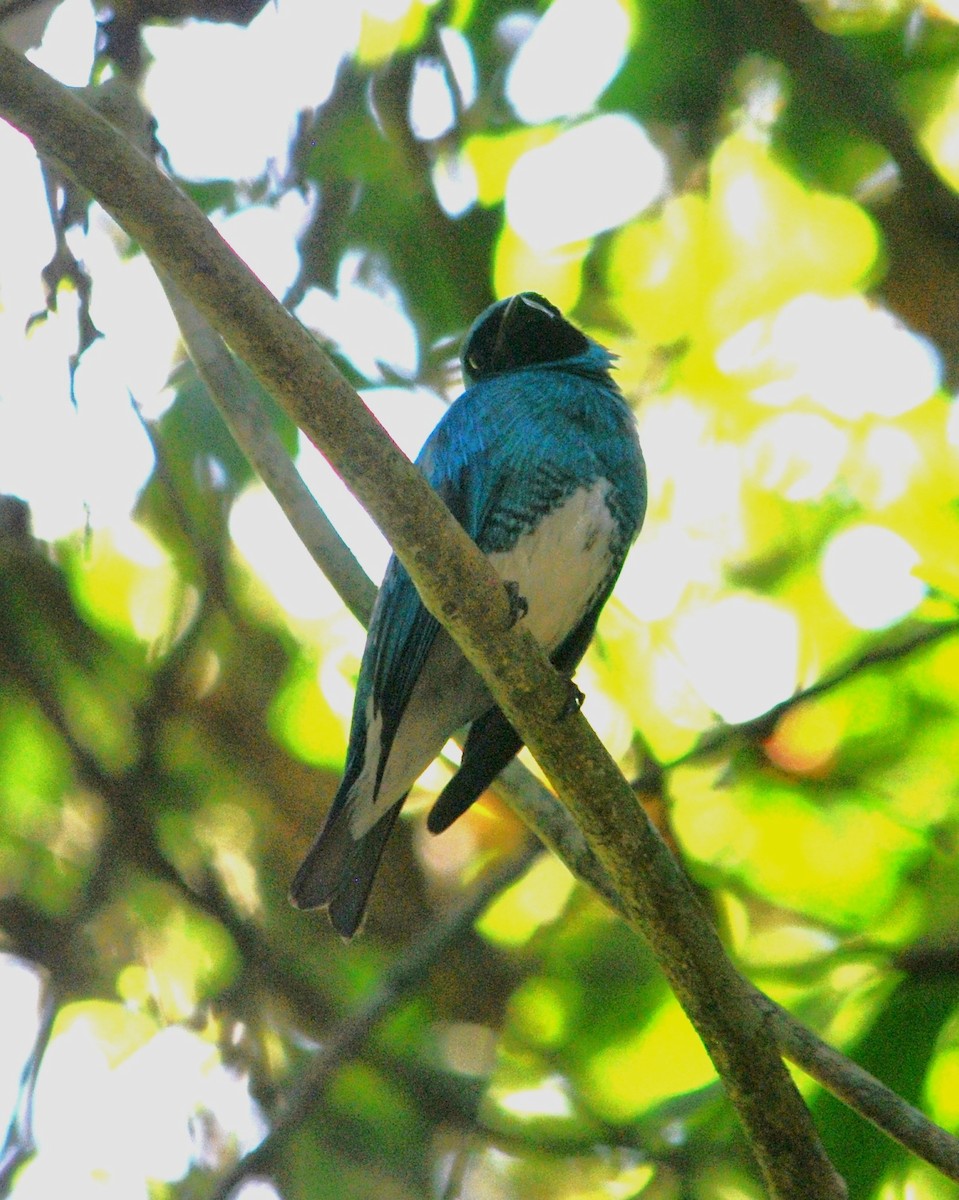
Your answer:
[460,292,609,386]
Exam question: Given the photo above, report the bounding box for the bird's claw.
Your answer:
[559,680,585,720]
[504,580,529,627]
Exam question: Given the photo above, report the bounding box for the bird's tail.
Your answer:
[289,800,402,939]
[427,708,523,833]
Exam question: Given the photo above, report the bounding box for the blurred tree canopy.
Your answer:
[3,0,959,1196]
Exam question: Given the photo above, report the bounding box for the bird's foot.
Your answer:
[558,680,585,720]
[503,580,529,626]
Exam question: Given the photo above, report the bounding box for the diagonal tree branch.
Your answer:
[491,761,959,1181]
[166,240,959,1183]
[158,280,377,626]
[0,46,843,1197]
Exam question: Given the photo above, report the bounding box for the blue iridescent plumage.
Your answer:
[290,292,647,937]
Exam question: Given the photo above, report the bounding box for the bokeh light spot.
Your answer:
[506,114,667,250]
[505,0,631,123]
[672,595,800,724]
[821,525,925,630]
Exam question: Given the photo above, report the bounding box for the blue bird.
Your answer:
[290,292,647,937]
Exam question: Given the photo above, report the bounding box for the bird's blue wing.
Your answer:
[291,354,645,935]
[424,365,643,559]
[289,403,494,929]
[337,403,497,798]
[364,559,440,764]
[424,365,646,835]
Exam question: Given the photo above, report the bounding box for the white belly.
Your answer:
[347,480,616,837]
[488,479,616,652]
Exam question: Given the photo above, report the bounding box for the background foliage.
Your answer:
[3,0,959,1196]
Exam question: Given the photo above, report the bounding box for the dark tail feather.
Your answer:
[427,708,523,834]
[290,801,402,939]
[426,617,600,838]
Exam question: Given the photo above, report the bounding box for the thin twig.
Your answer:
[672,619,959,768]
[493,766,959,1181]
[159,282,376,626]
[206,842,541,1200]
[755,989,959,1178]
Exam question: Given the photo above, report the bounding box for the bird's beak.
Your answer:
[491,294,521,366]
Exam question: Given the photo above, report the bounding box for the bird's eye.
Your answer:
[466,353,481,372]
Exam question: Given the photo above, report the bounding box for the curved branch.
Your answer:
[673,619,959,769]
[176,263,959,1180]
[495,764,959,1180]
[0,47,842,1197]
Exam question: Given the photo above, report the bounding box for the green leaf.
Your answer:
[814,975,959,1194]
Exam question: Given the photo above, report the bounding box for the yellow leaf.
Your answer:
[705,135,879,337]
[492,221,587,312]
[464,126,560,207]
[606,193,709,345]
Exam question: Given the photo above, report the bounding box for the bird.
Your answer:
[289,292,647,938]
